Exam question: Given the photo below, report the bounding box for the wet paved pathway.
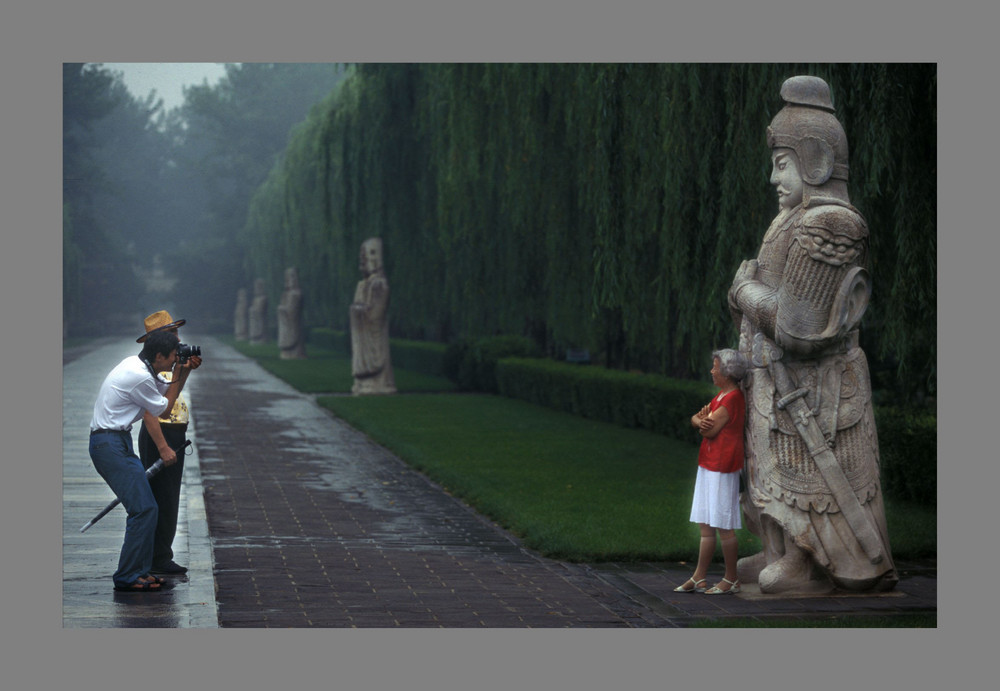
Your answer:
[63,338,217,628]
[63,336,936,628]
[191,338,656,627]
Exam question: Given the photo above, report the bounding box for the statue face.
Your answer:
[360,241,382,275]
[770,148,804,210]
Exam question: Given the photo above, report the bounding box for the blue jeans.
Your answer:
[89,430,158,587]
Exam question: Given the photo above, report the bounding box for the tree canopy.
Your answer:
[62,63,346,335]
[64,63,936,404]
[240,63,936,402]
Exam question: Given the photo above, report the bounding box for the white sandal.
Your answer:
[673,577,707,593]
[705,577,741,595]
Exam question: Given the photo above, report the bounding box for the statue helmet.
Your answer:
[361,237,384,273]
[767,76,849,187]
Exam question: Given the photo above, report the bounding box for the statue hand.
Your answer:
[733,259,758,286]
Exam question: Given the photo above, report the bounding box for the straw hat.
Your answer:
[137,310,186,343]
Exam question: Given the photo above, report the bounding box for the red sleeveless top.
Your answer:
[697,388,746,473]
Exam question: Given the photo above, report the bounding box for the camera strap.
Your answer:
[139,355,157,379]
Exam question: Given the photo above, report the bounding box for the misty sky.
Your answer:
[99,63,230,112]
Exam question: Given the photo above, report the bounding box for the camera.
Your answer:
[176,343,202,364]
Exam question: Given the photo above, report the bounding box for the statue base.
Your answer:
[352,378,396,396]
[735,582,904,601]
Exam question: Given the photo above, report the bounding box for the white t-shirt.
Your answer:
[90,355,170,431]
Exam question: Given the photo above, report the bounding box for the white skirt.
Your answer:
[689,466,742,530]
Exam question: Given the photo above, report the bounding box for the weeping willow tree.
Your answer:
[240,63,936,403]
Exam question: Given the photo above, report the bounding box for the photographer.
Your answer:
[89,328,197,592]
[135,311,202,575]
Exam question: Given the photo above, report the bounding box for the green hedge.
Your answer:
[443,336,542,392]
[496,357,715,440]
[497,357,936,504]
[874,406,937,505]
[308,328,449,379]
[390,338,449,377]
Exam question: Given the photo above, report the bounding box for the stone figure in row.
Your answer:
[248,278,268,344]
[350,237,396,395]
[728,75,896,594]
[278,267,307,360]
[233,288,248,341]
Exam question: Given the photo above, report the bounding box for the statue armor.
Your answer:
[730,76,897,593]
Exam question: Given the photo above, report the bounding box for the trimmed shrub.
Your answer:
[306,330,505,383]
[875,406,937,505]
[390,339,449,377]
[444,336,542,392]
[442,338,472,384]
[496,357,715,441]
[496,360,937,503]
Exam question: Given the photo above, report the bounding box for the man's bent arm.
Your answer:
[142,411,177,465]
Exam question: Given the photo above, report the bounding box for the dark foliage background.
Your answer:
[243,63,936,404]
[64,63,935,405]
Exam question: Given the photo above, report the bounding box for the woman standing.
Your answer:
[674,349,747,595]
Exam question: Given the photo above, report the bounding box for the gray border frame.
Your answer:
[6,0,981,689]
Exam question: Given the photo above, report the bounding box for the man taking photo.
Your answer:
[88,329,197,592]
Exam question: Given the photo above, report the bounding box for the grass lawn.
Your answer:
[319,392,755,562]
[318,394,936,563]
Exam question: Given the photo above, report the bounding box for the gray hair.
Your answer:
[712,348,748,381]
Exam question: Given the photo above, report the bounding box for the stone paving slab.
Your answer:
[590,559,936,626]
[63,336,936,628]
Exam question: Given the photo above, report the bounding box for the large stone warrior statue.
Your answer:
[277,267,307,360]
[349,238,396,395]
[728,76,897,593]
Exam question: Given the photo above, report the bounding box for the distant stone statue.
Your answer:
[728,76,896,593]
[278,267,306,360]
[349,237,396,395]
[248,278,268,344]
[234,288,248,341]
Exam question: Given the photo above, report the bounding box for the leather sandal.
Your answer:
[114,579,162,592]
[705,577,741,595]
[673,577,707,593]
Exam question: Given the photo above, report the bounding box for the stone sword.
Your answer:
[752,334,884,564]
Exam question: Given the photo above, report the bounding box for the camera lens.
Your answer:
[176,343,201,361]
